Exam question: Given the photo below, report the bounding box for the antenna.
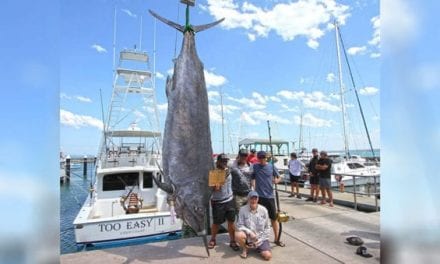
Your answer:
[112,6,117,77]
[139,15,143,50]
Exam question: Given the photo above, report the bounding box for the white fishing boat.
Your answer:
[73,48,181,245]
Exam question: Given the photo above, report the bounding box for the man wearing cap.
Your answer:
[306,148,320,202]
[208,154,240,251]
[246,149,259,164]
[316,150,334,207]
[250,150,285,247]
[231,149,252,213]
[235,191,272,260]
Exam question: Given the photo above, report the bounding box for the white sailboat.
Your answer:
[73,47,181,245]
[329,21,380,188]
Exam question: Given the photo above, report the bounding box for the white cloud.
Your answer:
[347,46,367,55]
[278,89,340,112]
[208,91,220,100]
[242,110,290,125]
[157,103,168,111]
[204,69,227,88]
[302,97,340,111]
[370,52,380,58]
[133,110,146,119]
[359,86,379,95]
[227,95,267,110]
[203,0,350,48]
[368,16,380,47]
[91,44,107,53]
[167,68,174,76]
[240,112,259,126]
[121,9,137,18]
[247,33,256,41]
[60,109,103,130]
[277,90,305,100]
[60,93,71,99]
[269,96,281,103]
[326,73,336,83]
[75,96,92,103]
[294,113,333,127]
[155,71,165,80]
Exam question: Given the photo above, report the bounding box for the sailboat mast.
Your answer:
[220,86,225,153]
[335,21,350,159]
[337,26,376,160]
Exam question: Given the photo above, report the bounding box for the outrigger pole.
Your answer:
[267,120,283,243]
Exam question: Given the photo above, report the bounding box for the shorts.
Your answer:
[309,175,319,185]
[211,199,235,224]
[258,197,277,221]
[319,177,331,188]
[289,173,300,183]
[257,240,271,252]
[234,194,248,212]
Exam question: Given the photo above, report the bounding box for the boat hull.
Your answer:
[74,211,182,244]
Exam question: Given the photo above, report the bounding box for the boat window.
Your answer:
[347,163,365,169]
[103,172,139,191]
[143,172,153,188]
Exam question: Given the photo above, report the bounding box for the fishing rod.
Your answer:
[266,120,288,244]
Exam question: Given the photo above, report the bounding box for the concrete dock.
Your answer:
[61,190,380,263]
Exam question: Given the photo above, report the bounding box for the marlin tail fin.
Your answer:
[149,9,185,33]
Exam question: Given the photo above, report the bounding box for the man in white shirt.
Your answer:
[288,152,302,198]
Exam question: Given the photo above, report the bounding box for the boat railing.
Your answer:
[331,172,380,212]
[282,171,380,212]
[101,150,161,169]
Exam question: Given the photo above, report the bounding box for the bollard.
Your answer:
[83,156,87,176]
[66,156,71,181]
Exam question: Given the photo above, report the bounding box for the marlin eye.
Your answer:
[194,206,203,212]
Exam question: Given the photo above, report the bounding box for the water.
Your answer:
[60,162,181,254]
[60,164,92,254]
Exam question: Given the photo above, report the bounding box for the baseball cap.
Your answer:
[247,190,259,198]
[320,150,327,156]
[216,153,229,161]
[238,149,248,156]
[312,148,318,152]
[257,151,266,159]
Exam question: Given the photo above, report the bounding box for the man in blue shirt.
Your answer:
[250,151,285,247]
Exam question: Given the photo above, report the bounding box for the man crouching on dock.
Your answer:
[235,191,272,260]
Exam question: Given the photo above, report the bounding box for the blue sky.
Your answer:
[60,0,380,155]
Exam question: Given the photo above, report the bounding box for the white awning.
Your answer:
[115,86,153,94]
[117,68,152,83]
[120,50,149,62]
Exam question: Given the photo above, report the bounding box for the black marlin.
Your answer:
[149,5,224,256]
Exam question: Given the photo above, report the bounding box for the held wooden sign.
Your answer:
[208,169,226,186]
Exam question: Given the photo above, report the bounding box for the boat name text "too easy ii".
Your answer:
[98,217,165,232]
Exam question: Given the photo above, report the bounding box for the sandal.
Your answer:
[229,241,240,251]
[274,240,285,247]
[240,251,248,259]
[208,238,216,249]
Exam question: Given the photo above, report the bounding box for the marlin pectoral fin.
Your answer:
[149,9,185,33]
[193,18,225,33]
[152,174,174,194]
